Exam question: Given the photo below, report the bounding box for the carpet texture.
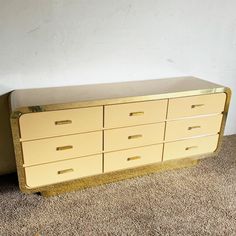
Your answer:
[0,135,236,236]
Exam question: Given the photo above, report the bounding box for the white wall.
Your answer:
[1,0,236,134]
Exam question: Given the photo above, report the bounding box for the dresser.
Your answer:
[10,77,231,196]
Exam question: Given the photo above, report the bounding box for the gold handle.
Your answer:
[57,168,74,175]
[55,120,72,125]
[185,146,198,151]
[188,126,201,130]
[128,134,143,139]
[191,104,204,109]
[127,156,141,161]
[129,111,144,116]
[56,145,73,151]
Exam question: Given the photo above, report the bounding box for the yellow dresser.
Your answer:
[10,77,231,195]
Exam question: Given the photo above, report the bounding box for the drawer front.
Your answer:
[165,114,223,141]
[19,106,103,140]
[22,131,102,166]
[24,154,102,188]
[104,145,163,172]
[104,123,165,152]
[104,100,167,128]
[163,135,219,161]
[167,93,226,119]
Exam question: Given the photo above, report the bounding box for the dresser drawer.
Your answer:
[163,135,219,161]
[104,100,167,128]
[19,106,103,140]
[167,93,226,119]
[104,123,165,151]
[24,154,102,188]
[104,144,163,172]
[165,114,223,141]
[22,131,102,166]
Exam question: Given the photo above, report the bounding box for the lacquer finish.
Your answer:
[104,123,165,151]
[9,76,231,195]
[104,99,167,128]
[25,154,103,188]
[104,144,163,172]
[19,106,103,141]
[163,135,219,160]
[165,115,223,141]
[167,93,226,119]
[22,131,102,166]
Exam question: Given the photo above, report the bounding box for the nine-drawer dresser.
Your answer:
[10,77,231,196]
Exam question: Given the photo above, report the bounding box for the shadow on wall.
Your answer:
[0,93,16,175]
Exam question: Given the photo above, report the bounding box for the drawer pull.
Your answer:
[55,120,72,125]
[127,156,141,161]
[57,168,74,175]
[56,145,73,151]
[128,134,143,139]
[191,104,204,109]
[185,146,198,151]
[129,111,144,116]
[188,126,201,130]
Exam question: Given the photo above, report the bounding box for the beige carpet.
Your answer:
[0,135,236,236]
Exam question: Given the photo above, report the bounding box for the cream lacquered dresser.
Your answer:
[10,77,231,196]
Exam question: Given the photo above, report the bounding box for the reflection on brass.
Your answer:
[129,111,144,116]
[185,146,198,151]
[191,104,204,108]
[127,156,141,161]
[55,120,72,125]
[128,134,143,139]
[29,106,43,113]
[56,145,73,151]
[11,111,22,119]
[57,169,74,175]
[188,126,201,130]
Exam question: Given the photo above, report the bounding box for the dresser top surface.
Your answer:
[10,76,225,112]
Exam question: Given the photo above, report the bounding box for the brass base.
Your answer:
[40,157,200,197]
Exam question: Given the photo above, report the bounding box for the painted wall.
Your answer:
[0,0,236,174]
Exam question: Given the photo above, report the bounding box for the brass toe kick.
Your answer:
[40,157,200,197]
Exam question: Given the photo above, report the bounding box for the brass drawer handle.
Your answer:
[188,126,201,130]
[129,111,144,116]
[57,168,74,175]
[127,156,141,161]
[128,134,143,139]
[191,104,204,109]
[185,146,198,151]
[55,120,72,125]
[56,145,73,151]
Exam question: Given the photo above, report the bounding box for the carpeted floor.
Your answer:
[0,135,236,236]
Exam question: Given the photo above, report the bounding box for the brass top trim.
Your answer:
[10,76,226,114]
